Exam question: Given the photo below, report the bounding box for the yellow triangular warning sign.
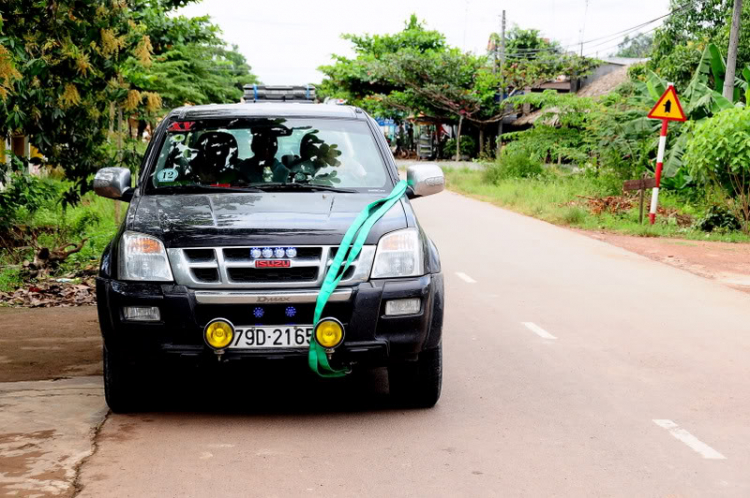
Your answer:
[648,86,687,122]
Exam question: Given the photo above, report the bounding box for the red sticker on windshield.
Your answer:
[168,121,195,132]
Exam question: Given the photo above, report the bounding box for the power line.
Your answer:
[506,25,660,60]
[500,0,694,57]
[583,25,661,57]
[576,0,692,46]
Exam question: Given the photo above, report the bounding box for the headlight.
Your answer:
[118,231,174,281]
[371,228,423,279]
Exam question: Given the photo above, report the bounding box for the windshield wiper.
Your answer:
[154,185,264,194]
[254,183,356,193]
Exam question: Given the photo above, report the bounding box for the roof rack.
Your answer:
[242,85,316,103]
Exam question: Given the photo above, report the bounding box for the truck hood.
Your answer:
[129,192,409,247]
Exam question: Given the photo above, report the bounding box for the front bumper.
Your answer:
[96,273,444,367]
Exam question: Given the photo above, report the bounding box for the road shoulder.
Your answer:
[579,230,750,294]
[0,376,107,497]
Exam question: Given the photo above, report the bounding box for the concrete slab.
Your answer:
[0,377,107,497]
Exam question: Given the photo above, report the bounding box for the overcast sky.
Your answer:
[177,0,670,85]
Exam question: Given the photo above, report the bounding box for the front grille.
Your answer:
[167,245,376,289]
[192,268,219,282]
[184,249,216,263]
[228,267,318,283]
[222,247,322,261]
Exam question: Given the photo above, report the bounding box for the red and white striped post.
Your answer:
[646,82,686,224]
[649,118,669,225]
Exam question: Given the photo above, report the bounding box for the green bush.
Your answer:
[626,63,648,82]
[484,146,544,183]
[444,136,476,158]
[694,205,742,232]
[0,173,61,230]
[684,106,750,231]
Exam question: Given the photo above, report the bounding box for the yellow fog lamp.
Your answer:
[314,318,345,349]
[204,318,235,351]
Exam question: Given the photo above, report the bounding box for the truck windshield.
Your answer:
[147,118,389,191]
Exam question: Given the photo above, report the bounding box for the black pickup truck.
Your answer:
[94,88,445,412]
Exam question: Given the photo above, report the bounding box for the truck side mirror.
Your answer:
[406,164,445,198]
[94,167,133,202]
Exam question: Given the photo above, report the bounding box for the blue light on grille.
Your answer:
[285,306,297,318]
[285,247,297,258]
[253,307,264,319]
[250,247,262,259]
[261,247,273,259]
[274,247,286,258]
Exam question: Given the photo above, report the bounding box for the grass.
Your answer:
[444,167,750,243]
[0,267,23,293]
[0,185,119,292]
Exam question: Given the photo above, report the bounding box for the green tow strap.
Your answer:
[308,179,409,378]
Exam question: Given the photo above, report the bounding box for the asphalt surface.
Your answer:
[77,190,750,497]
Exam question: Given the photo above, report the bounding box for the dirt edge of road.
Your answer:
[577,229,750,294]
[0,306,102,383]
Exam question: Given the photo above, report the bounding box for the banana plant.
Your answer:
[736,67,750,105]
[642,44,750,179]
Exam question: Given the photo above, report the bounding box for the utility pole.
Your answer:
[579,30,584,56]
[580,0,589,56]
[497,10,506,155]
[500,10,506,70]
[723,0,743,101]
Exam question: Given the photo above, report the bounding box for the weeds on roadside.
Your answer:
[0,176,118,291]
[484,146,545,183]
[446,167,750,243]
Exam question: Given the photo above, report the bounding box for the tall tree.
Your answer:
[615,33,654,58]
[317,15,447,119]
[649,0,750,89]
[491,26,561,58]
[0,0,259,205]
[0,0,148,205]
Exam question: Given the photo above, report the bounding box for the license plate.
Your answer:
[229,325,313,349]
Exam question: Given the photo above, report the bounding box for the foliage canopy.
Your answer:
[0,0,259,205]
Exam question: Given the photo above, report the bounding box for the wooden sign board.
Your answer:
[623,178,657,191]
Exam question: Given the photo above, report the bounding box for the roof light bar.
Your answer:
[242,85,316,103]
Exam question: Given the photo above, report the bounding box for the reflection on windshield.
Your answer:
[150,118,385,191]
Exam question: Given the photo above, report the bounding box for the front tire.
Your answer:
[103,345,140,413]
[388,344,442,408]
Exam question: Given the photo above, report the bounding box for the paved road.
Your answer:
[395,158,486,171]
[77,191,750,497]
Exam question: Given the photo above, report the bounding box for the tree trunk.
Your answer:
[137,120,148,141]
[723,0,743,101]
[496,120,504,156]
[117,106,124,162]
[108,102,115,142]
[479,126,485,156]
[115,106,124,225]
[455,115,463,162]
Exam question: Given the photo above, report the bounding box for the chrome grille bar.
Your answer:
[167,245,375,289]
[194,288,353,304]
